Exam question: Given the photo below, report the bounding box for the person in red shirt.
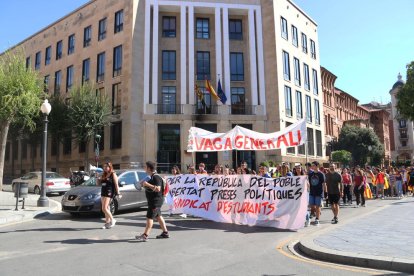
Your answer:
[376,168,385,199]
[341,168,353,205]
[353,168,366,207]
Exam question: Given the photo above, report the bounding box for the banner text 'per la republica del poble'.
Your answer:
[165,174,308,230]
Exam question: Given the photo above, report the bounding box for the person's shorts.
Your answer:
[377,183,384,190]
[309,195,322,206]
[146,206,162,219]
[328,194,340,204]
[101,187,114,198]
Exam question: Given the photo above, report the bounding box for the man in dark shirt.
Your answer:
[325,164,343,224]
[135,161,169,241]
[308,161,325,226]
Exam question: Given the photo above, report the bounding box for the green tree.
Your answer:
[68,83,111,169]
[396,61,414,121]
[336,125,384,166]
[0,50,43,190]
[331,150,352,166]
[48,95,71,172]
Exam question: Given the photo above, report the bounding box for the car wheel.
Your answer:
[34,186,41,195]
[110,199,118,215]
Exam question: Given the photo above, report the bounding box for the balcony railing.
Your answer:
[155,104,183,114]
[231,104,256,115]
[400,135,409,140]
[194,105,218,115]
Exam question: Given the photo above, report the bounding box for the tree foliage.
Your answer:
[49,95,71,143]
[336,125,384,166]
[0,49,43,188]
[396,61,414,121]
[68,83,111,167]
[331,150,352,166]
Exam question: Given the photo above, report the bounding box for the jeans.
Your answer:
[396,181,403,197]
[354,186,365,206]
[343,185,352,204]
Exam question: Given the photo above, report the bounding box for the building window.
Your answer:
[402,140,407,147]
[79,140,86,153]
[44,75,50,92]
[314,99,320,125]
[12,140,18,160]
[286,122,295,154]
[196,51,210,80]
[301,33,308,53]
[284,86,292,117]
[112,83,122,115]
[195,86,213,113]
[63,132,72,155]
[21,139,27,160]
[316,130,322,156]
[51,137,58,156]
[161,86,176,114]
[114,10,124,33]
[304,63,310,91]
[399,119,407,128]
[310,39,316,59]
[111,121,122,149]
[68,34,75,55]
[54,70,61,95]
[82,58,90,83]
[26,57,31,69]
[282,51,290,81]
[162,50,176,80]
[98,17,107,41]
[97,52,105,82]
[66,65,74,92]
[281,17,288,40]
[157,124,181,173]
[56,40,63,60]
[306,95,312,123]
[292,25,298,47]
[113,45,122,77]
[231,87,246,114]
[400,129,408,139]
[307,128,314,156]
[230,53,244,81]
[162,16,176,37]
[294,57,301,86]
[229,19,242,40]
[312,69,319,95]
[196,18,209,39]
[296,90,303,119]
[84,25,92,47]
[45,46,51,65]
[35,51,41,70]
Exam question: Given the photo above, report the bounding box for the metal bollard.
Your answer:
[14,182,29,211]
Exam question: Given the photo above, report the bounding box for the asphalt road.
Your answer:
[0,200,396,276]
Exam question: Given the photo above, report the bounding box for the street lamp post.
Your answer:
[37,99,52,207]
[95,134,101,168]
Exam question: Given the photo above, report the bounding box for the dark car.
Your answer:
[61,170,148,216]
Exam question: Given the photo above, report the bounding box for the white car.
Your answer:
[12,171,71,195]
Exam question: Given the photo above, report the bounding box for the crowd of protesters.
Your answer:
[180,161,414,227]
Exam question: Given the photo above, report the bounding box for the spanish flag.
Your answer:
[205,79,220,102]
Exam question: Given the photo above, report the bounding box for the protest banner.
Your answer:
[166,174,308,230]
[187,118,306,152]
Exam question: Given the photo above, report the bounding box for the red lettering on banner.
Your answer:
[267,139,275,149]
[235,135,243,149]
[224,138,232,150]
[216,201,276,215]
[288,130,301,146]
[204,139,214,151]
[195,138,204,151]
[213,138,222,150]
[277,135,289,148]
[259,139,266,150]
[250,137,260,149]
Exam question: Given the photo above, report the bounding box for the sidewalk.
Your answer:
[0,187,61,227]
[298,196,414,273]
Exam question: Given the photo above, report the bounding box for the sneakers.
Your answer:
[110,219,117,227]
[332,217,338,224]
[313,219,320,226]
[305,220,310,227]
[156,231,170,239]
[135,233,148,242]
[101,223,111,229]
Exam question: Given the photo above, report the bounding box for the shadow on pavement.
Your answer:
[0,227,99,234]
[44,238,133,245]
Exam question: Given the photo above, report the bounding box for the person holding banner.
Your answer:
[197,163,208,175]
[135,161,169,242]
[308,161,325,226]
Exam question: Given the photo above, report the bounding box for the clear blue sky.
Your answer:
[1,0,413,104]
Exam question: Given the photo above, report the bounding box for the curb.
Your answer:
[298,231,414,274]
[0,197,62,227]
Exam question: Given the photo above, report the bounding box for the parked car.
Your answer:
[12,172,71,195]
[61,170,148,216]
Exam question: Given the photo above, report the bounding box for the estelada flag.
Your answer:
[217,79,227,104]
[205,79,220,102]
[195,83,206,107]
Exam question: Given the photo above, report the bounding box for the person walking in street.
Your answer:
[341,168,352,205]
[325,164,343,224]
[136,161,169,242]
[365,167,376,197]
[97,162,120,229]
[308,161,325,226]
[407,167,414,196]
[394,169,403,198]
[388,168,396,197]
[353,168,366,207]
[376,168,385,199]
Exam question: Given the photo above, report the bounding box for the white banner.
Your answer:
[187,118,307,152]
[166,175,308,230]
